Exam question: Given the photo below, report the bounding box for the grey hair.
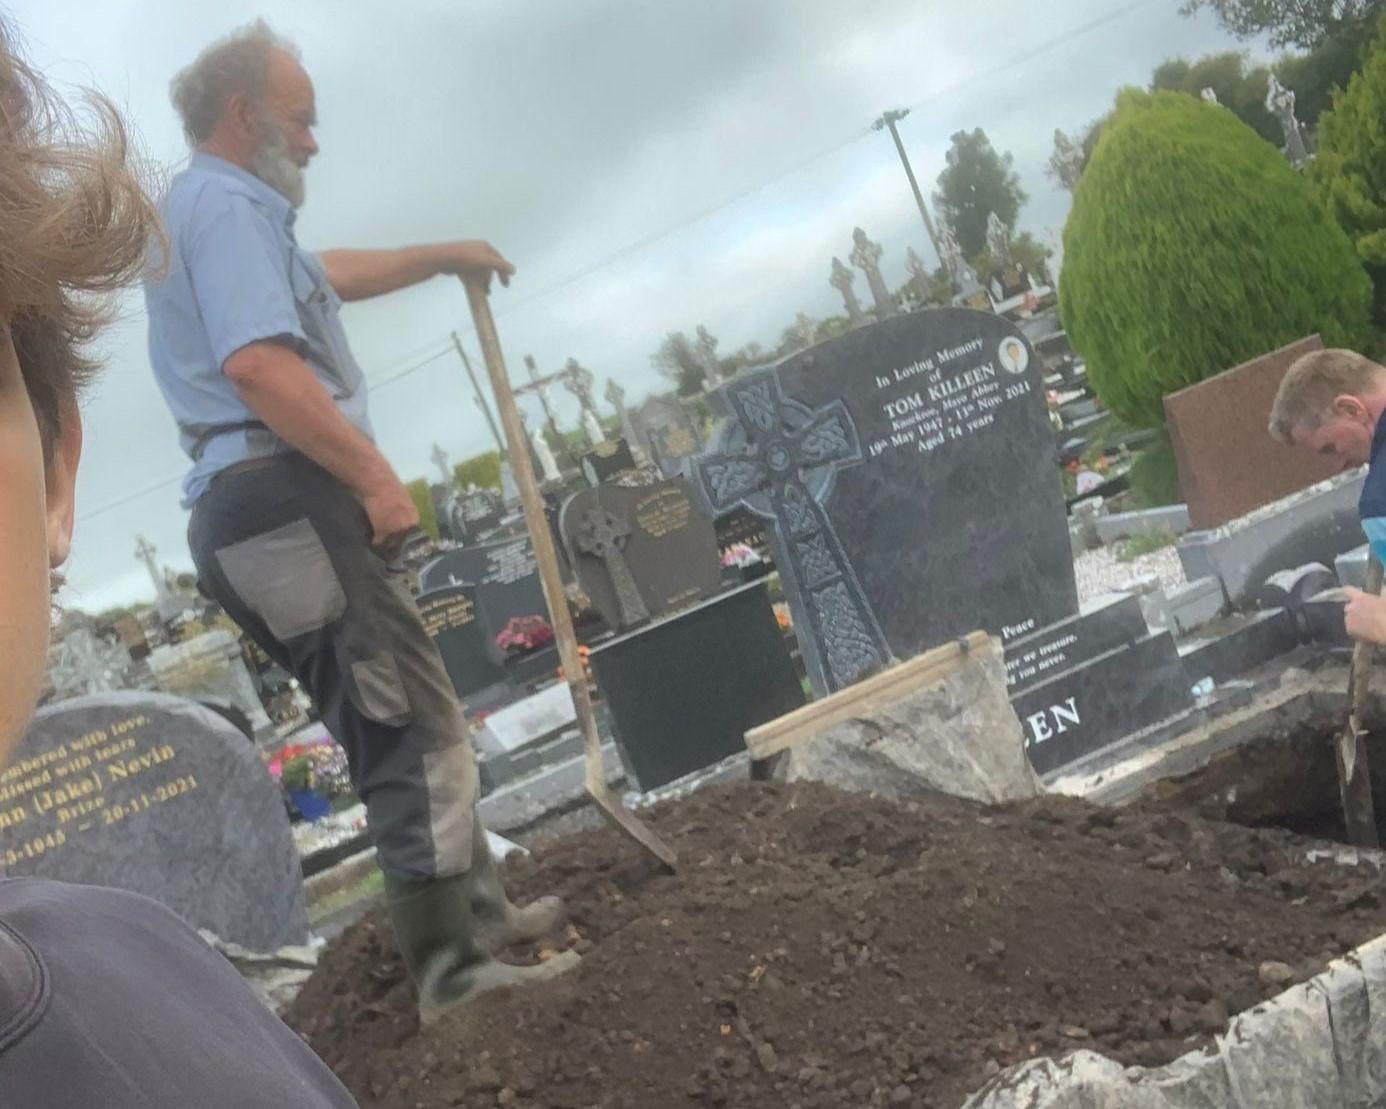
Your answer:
[169,19,299,146]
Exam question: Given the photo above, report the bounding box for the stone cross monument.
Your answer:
[904,248,929,304]
[524,415,562,484]
[1265,75,1310,167]
[430,443,452,487]
[562,358,603,439]
[135,535,172,603]
[605,378,637,446]
[939,219,980,297]
[583,408,607,446]
[830,257,865,324]
[986,211,1013,267]
[849,227,896,320]
[695,325,722,388]
[605,378,626,419]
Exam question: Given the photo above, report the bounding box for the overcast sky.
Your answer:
[12,0,1263,612]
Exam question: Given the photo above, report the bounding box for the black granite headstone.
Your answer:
[715,506,769,554]
[1011,633,1194,776]
[590,581,805,792]
[696,308,1076,695]
[0,692,308,950]
[419,536,551,636]
[454,489,504,539]
[1005,596,1148,694]
[416,585,509,699]
[580,438,638,486]
[560,478,723,630]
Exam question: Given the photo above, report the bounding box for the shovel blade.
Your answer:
[587,781,678,870]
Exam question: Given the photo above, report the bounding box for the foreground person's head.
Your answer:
[0,21,157,765]
[171,20,317,208]
[1270,348,1386,469]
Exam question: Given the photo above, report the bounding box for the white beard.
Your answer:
[249,117,306,209]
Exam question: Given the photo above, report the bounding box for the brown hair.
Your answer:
[1268,348,1386,444]
[0,18,161,455]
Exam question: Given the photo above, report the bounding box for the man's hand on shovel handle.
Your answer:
[1344,587,1386,646]
[433,240,516,289]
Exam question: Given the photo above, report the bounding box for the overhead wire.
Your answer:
[77,0,1161,523]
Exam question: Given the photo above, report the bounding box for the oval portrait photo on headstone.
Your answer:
[999,336,1029,375]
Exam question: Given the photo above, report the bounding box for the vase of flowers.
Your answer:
[274,741,351,823]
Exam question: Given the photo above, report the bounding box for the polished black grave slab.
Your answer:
[589,581,804,792]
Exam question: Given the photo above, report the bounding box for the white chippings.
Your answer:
[1073,546,1186,605]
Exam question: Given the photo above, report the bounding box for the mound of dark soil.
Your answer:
[287,782,1386,1108]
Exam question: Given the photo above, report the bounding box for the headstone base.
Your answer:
[1011,632,1194,776]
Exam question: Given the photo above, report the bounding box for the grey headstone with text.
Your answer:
[696,308,1076,695]
[632,396,704,477]
[0,692,308,951]
[560,478,723,630]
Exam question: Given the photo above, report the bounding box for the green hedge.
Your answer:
[1061,89,1371,427]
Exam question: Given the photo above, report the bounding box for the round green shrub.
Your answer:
[1061,89,1372,427]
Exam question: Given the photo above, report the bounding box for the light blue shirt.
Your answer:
[144,152,374,506]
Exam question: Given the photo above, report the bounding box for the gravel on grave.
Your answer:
[1074,544,1186,605]
[286,781,1386,1109]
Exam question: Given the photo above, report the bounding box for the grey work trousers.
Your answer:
[188,454,477,879]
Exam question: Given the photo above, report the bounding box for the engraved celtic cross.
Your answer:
[576,507,650,628]
[696,371,891,693]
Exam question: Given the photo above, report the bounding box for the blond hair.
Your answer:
[1268,348,1386,444]
[0,18,160,455]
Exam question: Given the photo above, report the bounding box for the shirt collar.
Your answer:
[190,151,296,229]
[1372,407,1386,463]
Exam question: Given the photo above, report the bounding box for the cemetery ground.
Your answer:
[287,773,1386,1109]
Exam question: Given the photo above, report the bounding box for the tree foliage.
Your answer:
[1309,12,1386,323]
[406,478,440,540]
[1061,89,1371,427]
[651,331,707,397]
[453,450,501,491]
[1151,53,1279,143]
[1180,0,1382,49]
[1054,37,1363,191]
[933,129,1027,258]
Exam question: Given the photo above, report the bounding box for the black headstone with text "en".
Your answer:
[0,692,308,951]
[696,308,1076,695]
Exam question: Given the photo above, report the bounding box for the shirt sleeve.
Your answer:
[184,190,307,370]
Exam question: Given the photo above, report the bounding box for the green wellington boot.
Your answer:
[384,870,580,1025]
[468,815,567,951]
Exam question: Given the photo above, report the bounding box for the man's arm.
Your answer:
[319,241,515,302]
[223,341,418,548]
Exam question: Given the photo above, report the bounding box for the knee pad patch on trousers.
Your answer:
[347,652,413,726]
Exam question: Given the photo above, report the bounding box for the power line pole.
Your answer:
[451,331,505,455]
[873,108,943,268]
